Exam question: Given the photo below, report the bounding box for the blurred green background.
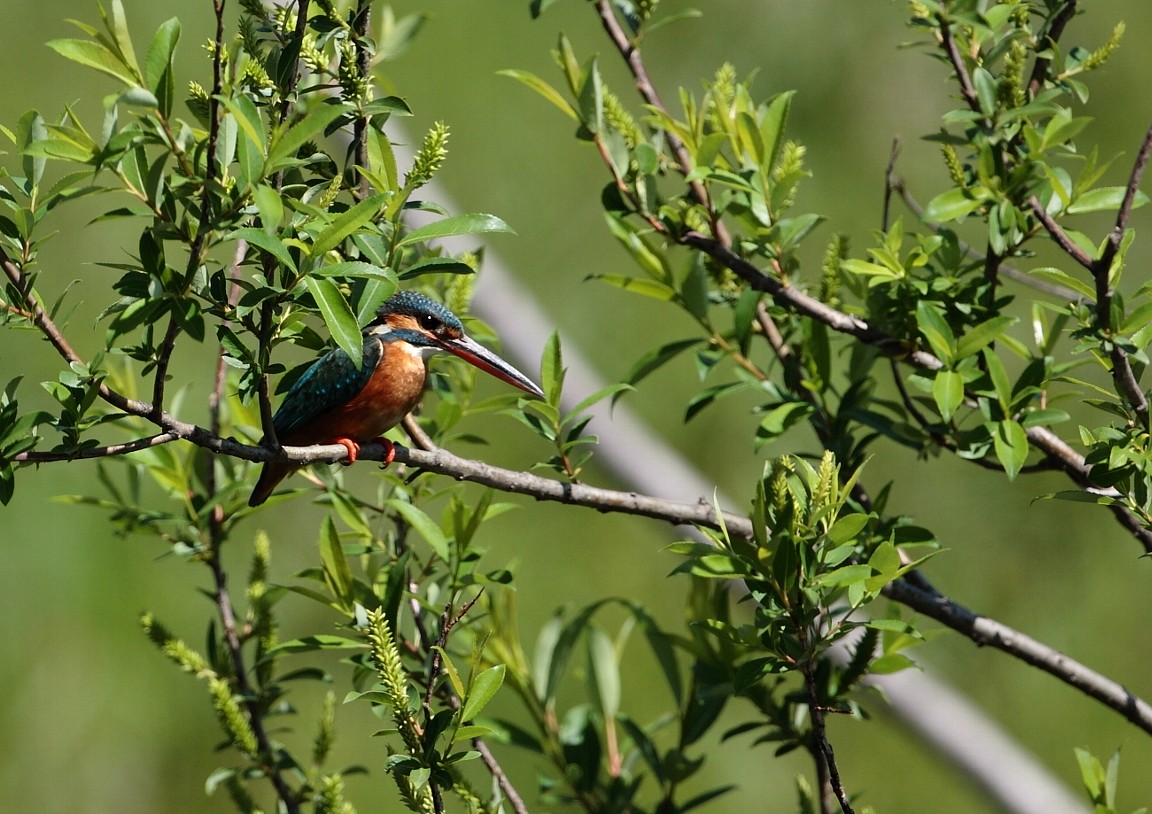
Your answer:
[2,1,1152,811]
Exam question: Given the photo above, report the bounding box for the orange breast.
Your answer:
[283,341,428,446]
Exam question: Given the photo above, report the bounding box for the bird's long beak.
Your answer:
[441,334,545,399]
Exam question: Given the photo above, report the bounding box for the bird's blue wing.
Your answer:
[272,336,382,437]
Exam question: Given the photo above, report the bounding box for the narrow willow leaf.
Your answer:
[1068,186,1149,215]
[992,419,1029,480]
[311,193,390,258]
[932,370,964,422]
[462,664,505,721]
[915,301,956,364]
[954,315,1017,360]
[46,39,136,86]
[266,103,347,172]
[318,516,355,609]
[385,500,450,562]
[396,213,515,248]
[229,227,297,274]
[587,626,620,720]
[497,69,579,121]
[304,277,363,368]
[922,187,983,222]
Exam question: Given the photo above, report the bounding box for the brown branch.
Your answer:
[14,433,177,462]
[1028,196,1094,270]
[592,0,731,246]
[936,12,983,118]
[884,577,1152,734]
[350,0,372,201]
[1027,1,1078,98]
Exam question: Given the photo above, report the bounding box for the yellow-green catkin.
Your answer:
[603,89,644,150]
[365,609,422,752]
[338,39,368,103]
[314,774,357,814]
[819,234,848,307]
[1083,22,1124,71]
[313,690,337,767]
[941,143,966,188]
[406,122,450,190]
[140,612,211,676]
[707,62,738,129]
[637,0,659,23]
[446,263,478,316]
[210,676,259,756]
[998,39,1027,109]
[248,532,277,685]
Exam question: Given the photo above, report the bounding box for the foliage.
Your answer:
[3,1,1152,813]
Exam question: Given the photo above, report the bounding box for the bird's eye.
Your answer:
[418,313,441,332]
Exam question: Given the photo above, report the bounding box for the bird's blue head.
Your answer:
[369,291,544,398]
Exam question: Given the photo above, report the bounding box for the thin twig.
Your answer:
[936,12,983,118]
[1028,197,1095,270]
[1026,1,1078,98]
[14,433,177,462]
[884,576,1152,734]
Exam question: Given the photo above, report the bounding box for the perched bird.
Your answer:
[248,290,543,506]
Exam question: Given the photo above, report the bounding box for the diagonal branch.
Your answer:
[884,577,1152,733]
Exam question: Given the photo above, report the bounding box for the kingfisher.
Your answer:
[248,290,544,507]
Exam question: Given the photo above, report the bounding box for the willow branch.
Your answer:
[884,577,1152,734]
[14,433,178,462]
[1028,197,1094,270]
[1027,1,1078,98]
[936,12,983,118]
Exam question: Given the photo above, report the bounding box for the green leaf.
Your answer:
[396,213,515,248]
[318,516,355,609]
[16,110,47,189]
[385,500,451,562]
[915,301,956,364]
[228,227,297,273]
[311,193,389,258]
[267,634,366,656]
[46,39,136,86]
[932,370,964,422]
[498,69,578,121]
[992,419,1029,480]
[594,274,678,301]
[756,401,814,442]
[1068,186,1149,215]
[577,55,604,135]
[220,94,268,154]
[922,187,984,222]
[955,316,1017,359]
[462,665,505,722]
[1028,267,1095,300]
[399,257,475,279]
[759,90,795,174]
[266,103,348,172]
[587,626,620,719]
[540,332,564,405]
[304,277,363,368]
[143,18,180,116]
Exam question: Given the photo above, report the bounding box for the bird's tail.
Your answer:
[248,460,296,507]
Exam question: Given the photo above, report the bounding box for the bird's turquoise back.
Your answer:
[272,336,383,437]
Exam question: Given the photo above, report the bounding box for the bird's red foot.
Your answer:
[371,437,397,466]
[335,438,361,465]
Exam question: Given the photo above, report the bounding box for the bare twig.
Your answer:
[936,12,983,118]
[1027,1,1079,98]
[1028,197,1095,270]
[884,577,1152,734]
[14,433,177,462]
